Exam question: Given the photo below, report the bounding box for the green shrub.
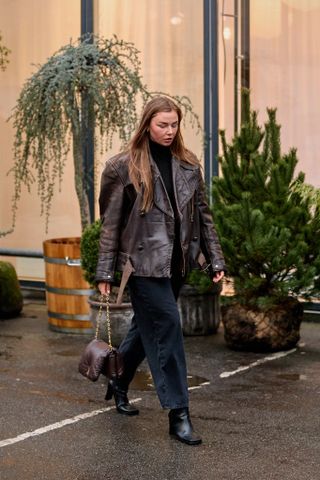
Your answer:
[0,261,23,319]
[80,219,102,287]
[186,269,221,294]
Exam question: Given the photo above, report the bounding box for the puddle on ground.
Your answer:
[130,371,209,391]
[0,334,22,340]
[53,352,210,389]
[277,373,307,381]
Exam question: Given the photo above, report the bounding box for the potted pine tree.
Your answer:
[212,89,320,352]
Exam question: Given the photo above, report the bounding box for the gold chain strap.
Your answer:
[95,293,113,347]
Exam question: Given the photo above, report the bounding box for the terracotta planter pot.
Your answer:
[222,297,303,352]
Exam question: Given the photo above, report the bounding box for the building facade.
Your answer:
[0,0,319,284]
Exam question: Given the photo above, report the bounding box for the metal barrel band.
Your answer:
[46,286,95,296]
[48,311,90,321]
[43,256,81,266]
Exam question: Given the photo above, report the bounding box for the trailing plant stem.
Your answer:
[72,121,90,231]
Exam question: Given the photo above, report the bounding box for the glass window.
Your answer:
[251,0,320,186]
[218,0,237,139]
[95,0,204,160]
[0,0,80,279]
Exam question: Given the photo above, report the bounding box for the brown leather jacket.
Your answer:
[95,152,226,300]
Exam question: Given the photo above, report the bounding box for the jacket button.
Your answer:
[138,245,143,251]
[139,210,145,217]
[193,236,198,241]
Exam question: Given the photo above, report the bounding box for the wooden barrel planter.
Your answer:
[43,237,94,334]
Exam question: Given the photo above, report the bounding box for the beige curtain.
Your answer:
[95,0,204,165]
[0,0,80,280]
[251,0,320,186]
[218,0,237,140]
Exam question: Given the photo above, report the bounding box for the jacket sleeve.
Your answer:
[95,159,125,283]
[197,169,226,273]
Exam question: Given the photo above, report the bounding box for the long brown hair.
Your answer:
[128,95,199,212]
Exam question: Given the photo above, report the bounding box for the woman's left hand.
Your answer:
[212,271,225,283]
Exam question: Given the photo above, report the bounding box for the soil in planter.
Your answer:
[222,297,303,352]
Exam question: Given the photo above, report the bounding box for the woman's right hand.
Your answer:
[98,282,111,295]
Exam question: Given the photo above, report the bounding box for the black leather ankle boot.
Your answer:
[169,408,202,445]
[105,380,139,416]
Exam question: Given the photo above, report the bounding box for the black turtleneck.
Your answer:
[149,139,176,213]
[149,139,183,276]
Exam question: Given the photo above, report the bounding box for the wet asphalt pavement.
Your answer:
[0,299,320,480]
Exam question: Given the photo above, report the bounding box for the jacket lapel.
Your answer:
[172,157,198,213]
[151,162,174,218]
[151,156,199,217]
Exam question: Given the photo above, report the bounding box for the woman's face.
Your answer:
[149,110,179,146]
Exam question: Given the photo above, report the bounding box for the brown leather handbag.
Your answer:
[78,293,124,382]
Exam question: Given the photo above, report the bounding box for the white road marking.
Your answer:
[220,348,297,378]
[188,381,210,391]
[0,398,142,449]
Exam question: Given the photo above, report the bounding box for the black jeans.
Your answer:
[118,274,188,409]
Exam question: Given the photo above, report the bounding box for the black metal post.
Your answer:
[81,0,95,223]
[234,0,239,133]
[241,0,250,89]
[81,0,93,35]
[204,0,220,187]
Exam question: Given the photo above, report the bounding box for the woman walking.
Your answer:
[95,96,225,445]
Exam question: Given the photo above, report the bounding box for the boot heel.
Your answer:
[168,408,202,445]
[105,382,113,401]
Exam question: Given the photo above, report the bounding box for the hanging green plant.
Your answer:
[8,34,202,232]
[0,31,10,72]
